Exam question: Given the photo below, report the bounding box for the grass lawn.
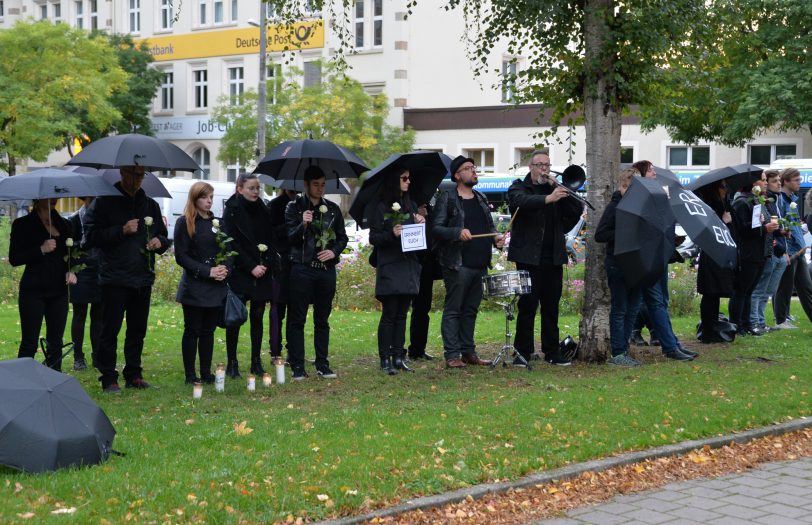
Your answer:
[0,301,810,524]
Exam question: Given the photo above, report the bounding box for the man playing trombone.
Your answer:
[507,150,583,366]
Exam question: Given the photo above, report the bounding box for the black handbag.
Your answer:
[218,286,248,328]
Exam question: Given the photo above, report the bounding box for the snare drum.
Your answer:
[482,270,532,297]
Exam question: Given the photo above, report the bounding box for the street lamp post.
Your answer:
[252,3,268,159]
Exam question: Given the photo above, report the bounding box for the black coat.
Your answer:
[9,210,71,295]
[506,174,583,266]
[430,188,497,271]
[696,198,735,297]
[730,194,771,264]
[594,190,622,257]
[222,193,276,301]
[268,192,293,260]
[174,215,231,307]
[83,183,170,288]
[68,209,101,304]
[285,195,348,266]
[369,201,422,297]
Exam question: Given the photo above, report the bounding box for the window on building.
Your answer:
[668,145,710,167]
[193,147,211,180]
[303,61,321,87]
[193,69,208,109]
[354,1,364,48]
[75,1,83,29]
[373,0,383,46]
[129,0,140,33]
[90,0,98,29]
[160,71,174,110]
[463,148,495,173]
[40,4,48,19]
[231,0,237,21]
[0,1,4,18]
[749,144,797,165]
[160,0,173,29]
[226,160,242,182]
[214,0,223,23]
[53,2,62,22]
[501,60,518,103]
[198,0,206,25]
[620,146,634,164]
[353,0,383,49]
[228,66,244,105]
[513,148,535,170]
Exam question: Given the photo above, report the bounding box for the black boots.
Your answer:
[392,349,414,373]
[250,355,265,375]
[225,359,241,378]
[380,354,398,375]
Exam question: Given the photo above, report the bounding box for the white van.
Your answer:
[155,177,271,239]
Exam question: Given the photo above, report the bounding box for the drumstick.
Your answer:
[470,232,499,238]
[506,207,519,231]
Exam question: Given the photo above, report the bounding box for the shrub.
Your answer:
[668,262,699,316]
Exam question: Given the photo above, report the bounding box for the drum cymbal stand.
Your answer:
[490,294,531,370]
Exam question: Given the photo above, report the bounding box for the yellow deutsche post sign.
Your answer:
[140,20,324,62]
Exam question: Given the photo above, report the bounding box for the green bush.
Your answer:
[668,262,699,316]
[152,251,183,304]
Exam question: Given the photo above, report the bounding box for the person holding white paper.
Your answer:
[369,168,425,375]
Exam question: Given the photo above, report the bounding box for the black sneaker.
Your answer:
[291,368,308,382]
[546,355,572,367]
[73,358,87,371]
[663,349,694,361]
[103,383,121,394]
[125,378,152,389]
[316,365,337,379]
[512,356,529,368]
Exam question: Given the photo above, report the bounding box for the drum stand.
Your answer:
[490,294,531,370]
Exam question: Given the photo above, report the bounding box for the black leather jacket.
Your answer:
[430,188,496,270]
[285,195,348,266]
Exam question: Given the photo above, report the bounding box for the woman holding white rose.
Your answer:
[369,168,424,375]
[174,182,232,384]
[221,173,277,378]
[9,198,77,371]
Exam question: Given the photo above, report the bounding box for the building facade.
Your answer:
[2,0,810,182]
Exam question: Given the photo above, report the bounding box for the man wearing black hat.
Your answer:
[507,150,583,366]
[431,156,505,368]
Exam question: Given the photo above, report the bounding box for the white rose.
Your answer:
[391,202,401,212]
[258,244,268,253]
[790,202,798,210]
[144,216,154,226]
[319,205,328,214]
[65,238,74,247]
[752,185,761,195]
[212,226,220,234]
[212,219,220,228]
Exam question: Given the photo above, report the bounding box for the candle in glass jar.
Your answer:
[275,357,285,384]
[215,363,225,393]
[193,382,203,399]
[262,373,272,387]
[247,374,256,391]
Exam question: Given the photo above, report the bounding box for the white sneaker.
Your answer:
[774,321,798,330]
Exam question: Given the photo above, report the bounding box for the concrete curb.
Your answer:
[316,417,812,525]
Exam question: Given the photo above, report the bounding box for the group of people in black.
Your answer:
[9,154,810,387]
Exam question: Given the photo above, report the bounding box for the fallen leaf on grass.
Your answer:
[50,507,77,515]
[233,421,253,436]
[316,494,330,501]
[17,512,35,519]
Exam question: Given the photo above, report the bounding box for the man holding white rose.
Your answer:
[83,165,170,393]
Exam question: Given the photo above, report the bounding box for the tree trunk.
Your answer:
[578,0,621,361]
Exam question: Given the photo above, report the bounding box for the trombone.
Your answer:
[545,165,595,210]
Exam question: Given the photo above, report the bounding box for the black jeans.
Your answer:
[441,265,486,360]
[286,263,336,372]
[408,256,437,356]
[71,302,102,362]
[514,262,563,359]
[729,259,766,330]
[226,298,267,362]
[774,256,812,324]
[98,285,152,387]
[18,289,68,371]
[269,278,287,357]
[181,304,220,379]
[700,294,722,331]
[378,294,413,358]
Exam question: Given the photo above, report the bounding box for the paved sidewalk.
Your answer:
[533,458,812,525]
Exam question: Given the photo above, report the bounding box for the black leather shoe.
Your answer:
[629,330,648,346]
[185,375,201,385]
[649,337,661,347]
[250,357,265,376]
[408,351,435,361]
[226,360,241,378]
[393,353,414,372]
[677,343,699,358]
[663,349,694,361]
[380,356,398,375]
[747,327,767,336]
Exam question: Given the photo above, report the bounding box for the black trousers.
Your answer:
[18,289,68,371]
[378,294,413,358]
[441,265,486,360]
[700,294,722,331]
[408,256,437,356]
[269,278,287,358]
[514,262,563,359]
[774,256,812,324]
[181,304,219,379]
[71,302,102,362]
[728,260,766,329]
[98,285,152,387]
[286,263,336,372]
[225,298,267,362]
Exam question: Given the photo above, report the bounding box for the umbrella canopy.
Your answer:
[348,151,451,228]
[0,358,116,473]
[66,133,201,172]
[687,164,763,193]
[652,166,683,188]
[614,177,677,289]
[257,174,351,195]
[61,166,171,198]
[668,186,738,269]
[0,168,122,201]
[253,139,368,181]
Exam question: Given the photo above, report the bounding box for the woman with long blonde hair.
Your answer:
[174,181,231,384]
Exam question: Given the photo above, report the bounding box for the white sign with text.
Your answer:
[400,223,427,252]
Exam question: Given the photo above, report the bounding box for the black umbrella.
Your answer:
[669,186,737,269]
[348,151,451,228]
[687,164,763,193]
[0,168,122,201]
[66,133,201,172]
[652,166,683,188]
[614,177,677,289]
[253,139,368,182]
[0,358,116,473]
[61,166,172,198]
[257,174,351,195]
